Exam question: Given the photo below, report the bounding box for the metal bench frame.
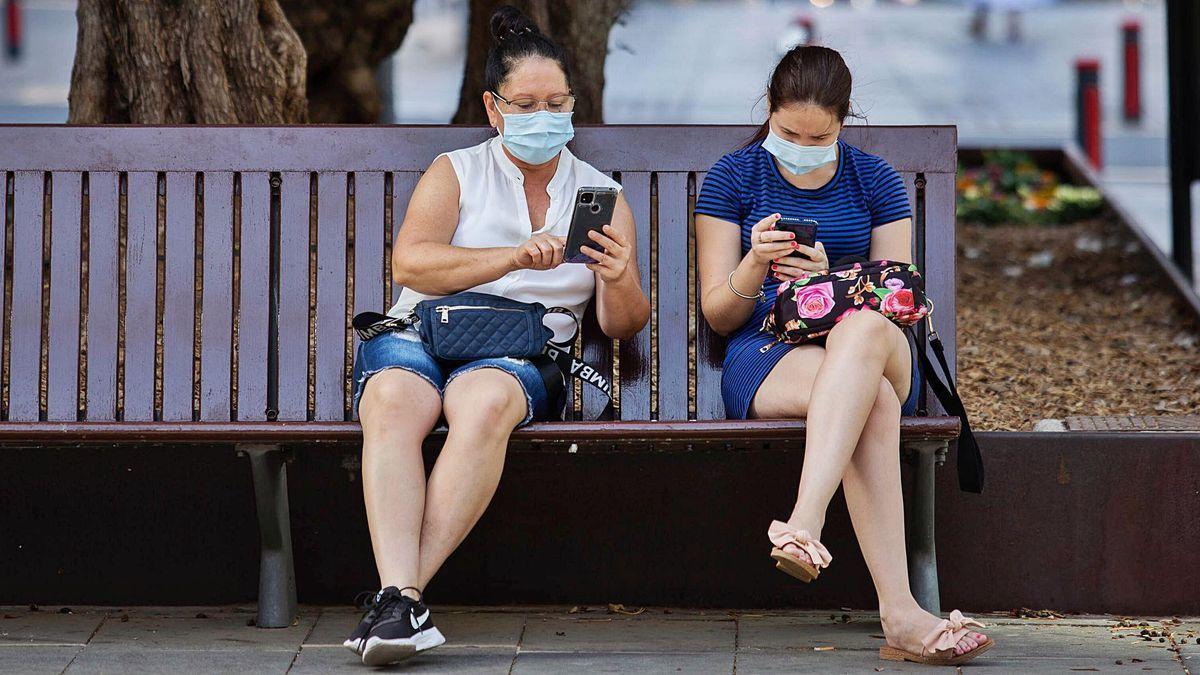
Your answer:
[0,125,959,627]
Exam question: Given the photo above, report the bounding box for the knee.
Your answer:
[359,370,440,436]
[443,373,527,430]
[827,310,895,357]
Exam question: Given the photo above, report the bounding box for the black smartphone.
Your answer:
[775,217,818,259]
[565,187,619,263]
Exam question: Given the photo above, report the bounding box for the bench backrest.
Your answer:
[0,125,956,424]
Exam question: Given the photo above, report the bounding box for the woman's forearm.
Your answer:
[393,242,517,295]
[597,271,650,340]
[702,255,769,336]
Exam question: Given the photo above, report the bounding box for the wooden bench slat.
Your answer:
[0,416,960,445]
[200,172,234,420]
[124,172,158,421]
[9,171,44,421]
[48,172,82,421]
[923,171,957,416]
[353,172,386,316]
[277,171,311,420]
[237,173,272,421]
[617,171,652,420]
[85,172,120,421]
[314,172,348,421]
[656,172,691,421]
[0,174,6,418]
[692,171,725,422]
[162,172,196,421]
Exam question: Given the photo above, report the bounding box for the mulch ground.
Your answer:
[956,216,1200,431]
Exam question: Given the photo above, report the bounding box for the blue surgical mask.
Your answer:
[762,128,838,175]
[498,110,575,165]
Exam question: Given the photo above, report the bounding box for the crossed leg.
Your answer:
[750,311,986,656]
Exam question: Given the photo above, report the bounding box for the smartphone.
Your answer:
[775,217,818,259]
[565,187,619,263]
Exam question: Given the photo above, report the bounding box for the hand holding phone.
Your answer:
[565,187,619,263]
[771,217,827,279]
[774,217,818,257]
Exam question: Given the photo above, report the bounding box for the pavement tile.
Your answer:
[513,651,733,674]
[519,615,735,653]
[0,607,107,645]
[979,623,1178,662]
[0,646,85,674]
[735,649,929,673]
[63,645,297,674]
[305,607,525,649]
[738,615,886,652]
[85,607,315,651]
[292,645,515,674]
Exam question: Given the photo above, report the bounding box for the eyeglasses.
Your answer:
[492,91,576,114]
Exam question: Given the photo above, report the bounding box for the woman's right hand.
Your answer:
[511,232,566,270]
[748,213,798,267]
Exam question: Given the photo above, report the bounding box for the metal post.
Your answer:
[241,444,297,629]
[903,440,947,615]
[1167,2,1198,282]
[1075,58,1103,171]
[1121,19,1141,124]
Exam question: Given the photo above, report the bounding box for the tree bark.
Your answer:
[452,0,630,125]
[68,0,308,124]
[279,0,414,124]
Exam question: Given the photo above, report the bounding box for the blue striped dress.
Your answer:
[695,139,919,419]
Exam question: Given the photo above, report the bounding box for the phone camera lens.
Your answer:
[580,192,594,204]
[590,204,602,214]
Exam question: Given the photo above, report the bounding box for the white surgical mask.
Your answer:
[498,110,575,165]
[762,128,838,175]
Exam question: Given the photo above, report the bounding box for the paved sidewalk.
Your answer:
[1,605,1194,673]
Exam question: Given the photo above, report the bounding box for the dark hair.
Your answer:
[485,5,571,94]
[745,45,859,147]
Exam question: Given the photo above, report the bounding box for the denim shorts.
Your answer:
[351,328,559,427]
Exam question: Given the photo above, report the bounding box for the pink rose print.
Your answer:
[881,288,915,314]
[794,282,835,319]
[834,307,859,323]
[884,278,905,290]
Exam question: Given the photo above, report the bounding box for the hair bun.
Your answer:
[490,4,540,43]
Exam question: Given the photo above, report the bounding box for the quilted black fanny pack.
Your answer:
[351,291,612,413]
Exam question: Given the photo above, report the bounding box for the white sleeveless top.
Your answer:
[388,136,621,343]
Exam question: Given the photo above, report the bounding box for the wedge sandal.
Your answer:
[767,520,831,583]
[878,610,994,666]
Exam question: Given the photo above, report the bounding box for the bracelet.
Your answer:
[728,269,765,303]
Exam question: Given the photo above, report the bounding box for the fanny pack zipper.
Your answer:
[434,305,526,323]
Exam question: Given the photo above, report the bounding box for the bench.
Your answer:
[0,125,960,627]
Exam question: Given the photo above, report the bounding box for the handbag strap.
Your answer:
[544,306,581,344]
[915,322,985,494]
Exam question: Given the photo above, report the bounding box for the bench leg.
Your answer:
[902,440,947,615]
[241,444,298,629]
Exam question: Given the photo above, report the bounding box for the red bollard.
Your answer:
[4,0,20,60]
[1121,19,1141,123]
[797,16,816,46]
[1075,58,1103,171]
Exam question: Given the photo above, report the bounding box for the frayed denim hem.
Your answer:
[443,363,536,428]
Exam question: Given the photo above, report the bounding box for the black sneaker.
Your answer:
[352,588,446,666]
[343,587,401,655]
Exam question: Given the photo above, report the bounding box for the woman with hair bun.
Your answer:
[343,4,649,667]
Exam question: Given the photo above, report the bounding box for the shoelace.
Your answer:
[354,586,424,654]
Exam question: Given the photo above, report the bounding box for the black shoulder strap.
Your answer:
[915,329,985,493]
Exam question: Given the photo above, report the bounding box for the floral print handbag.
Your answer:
[761,257,985,493]
[761,257,931,347]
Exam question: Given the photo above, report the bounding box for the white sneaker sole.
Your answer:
[360,627,446,666]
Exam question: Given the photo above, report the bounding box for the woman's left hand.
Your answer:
[580,224,634,283]
[771,240,829,280]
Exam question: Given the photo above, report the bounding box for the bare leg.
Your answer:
[416,368,527,589]
[358,369,442,597]
[844,378,988,656]
[787,311,909,538]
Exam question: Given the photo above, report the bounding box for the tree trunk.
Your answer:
[452,0,630,125]
[68,0,308,124]
[279,0,414,124]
